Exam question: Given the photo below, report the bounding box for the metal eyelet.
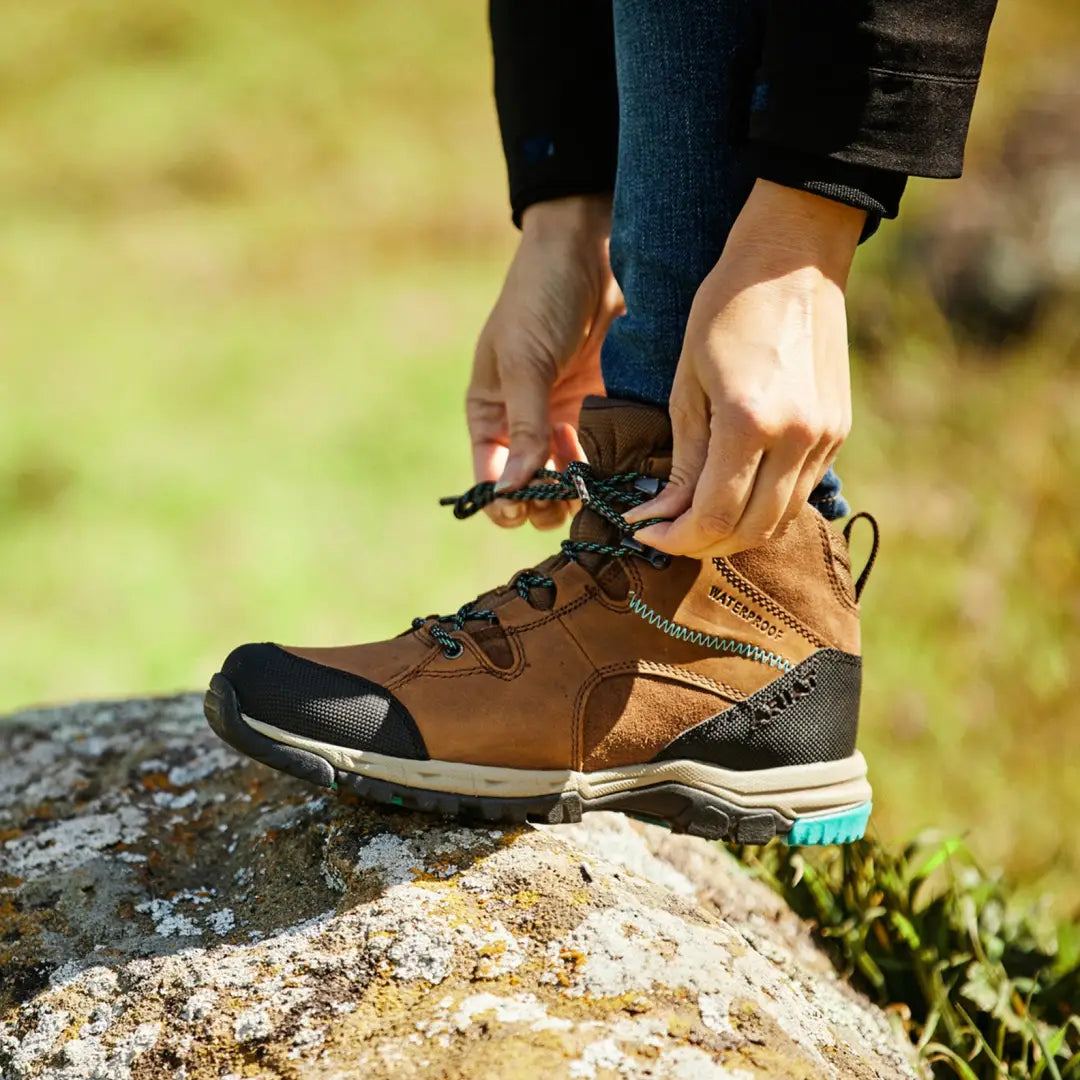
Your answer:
[442,640,464,660]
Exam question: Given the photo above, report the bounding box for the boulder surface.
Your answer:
[1,694,914,1080]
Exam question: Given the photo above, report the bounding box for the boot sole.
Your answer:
[204,674,871,846]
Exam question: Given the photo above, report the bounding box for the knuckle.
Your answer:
[785,412,820,446]
[668,396,702,427]
[506,417,548,446]
[740,526,775,549]
[696,510,739,540]
[727,397,769,438]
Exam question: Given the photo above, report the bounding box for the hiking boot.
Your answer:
[205,398,876,845]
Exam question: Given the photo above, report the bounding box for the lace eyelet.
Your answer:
[442,640,464,660]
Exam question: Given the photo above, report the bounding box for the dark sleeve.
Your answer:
[746,0,998,225]
[489,0,618,227]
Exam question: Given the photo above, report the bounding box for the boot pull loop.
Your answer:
[842,512,880,602]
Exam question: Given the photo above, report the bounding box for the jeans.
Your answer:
[600,0,848,520]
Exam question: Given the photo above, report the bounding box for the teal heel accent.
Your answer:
[784,802,871,846]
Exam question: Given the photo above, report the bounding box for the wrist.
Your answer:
[521,194,613,243]
[723,179,865,285]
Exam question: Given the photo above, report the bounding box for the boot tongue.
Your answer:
[571,396,673,565]
[578,396,673,478]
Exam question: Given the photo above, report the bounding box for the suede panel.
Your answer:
[582,672,732,771]
[727,511,860,654]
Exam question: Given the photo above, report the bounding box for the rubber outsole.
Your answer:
[204,673,868,846]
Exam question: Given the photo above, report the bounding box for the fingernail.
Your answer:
[622,500,655,523]
[494,467,521,494]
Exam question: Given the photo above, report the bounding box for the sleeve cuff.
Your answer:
[747,142,909,241]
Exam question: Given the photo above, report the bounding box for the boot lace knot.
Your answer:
[412,461,666,659]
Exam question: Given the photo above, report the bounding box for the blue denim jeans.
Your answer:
[600,0,848,520]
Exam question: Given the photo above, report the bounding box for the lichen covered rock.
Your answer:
[1,695,914,1079]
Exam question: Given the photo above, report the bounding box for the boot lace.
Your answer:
[412,460,668,659]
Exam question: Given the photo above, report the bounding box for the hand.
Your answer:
[625,180,865,557]
[467,194,623,530]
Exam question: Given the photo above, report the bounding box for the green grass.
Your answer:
[741,836,1080,1078]
[1,0,1079,953]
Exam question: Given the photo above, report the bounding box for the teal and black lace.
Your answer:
[412,460,667,659]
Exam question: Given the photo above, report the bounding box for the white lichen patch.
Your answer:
[152,789,199,811]
[457,918,528,979]
[449,993,570,1033]
[165,745,238,788]
[354,832,421,885]
[548,815,698,897]
[135,898,201,938]
[234,1007,274,1042]
[206,907,236,935]
[543,903,739,999]
[3,804,146,877]
[180,989,217,1022]
[288,1026,325,1059]
[697,992,734,1036]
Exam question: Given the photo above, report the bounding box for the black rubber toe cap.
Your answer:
[220,643,428,760]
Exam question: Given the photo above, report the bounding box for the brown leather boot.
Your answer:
[205,398,875,845]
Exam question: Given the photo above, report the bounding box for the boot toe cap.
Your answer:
[220,642,428,760]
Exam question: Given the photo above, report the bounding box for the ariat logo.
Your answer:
[751,669,817,729]
[707,584,785,641]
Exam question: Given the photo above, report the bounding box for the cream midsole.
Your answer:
[243,714,871,819]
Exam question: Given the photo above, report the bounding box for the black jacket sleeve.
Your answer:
[749,0,998,223]
[751,0,998,180]
[490,0,997,230]
[490,0,618,227]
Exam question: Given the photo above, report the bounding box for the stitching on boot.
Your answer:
[591,660,746,701]
[711,560,828,649]
[625,592,794,671]
[817,515,860,614]
[404,591,596,687]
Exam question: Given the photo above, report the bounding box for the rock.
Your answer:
[1,695,914,1079]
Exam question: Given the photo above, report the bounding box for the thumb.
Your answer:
[623,389,709,529]
[496,358,554,493]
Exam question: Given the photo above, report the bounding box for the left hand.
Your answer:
[625,180,866,557]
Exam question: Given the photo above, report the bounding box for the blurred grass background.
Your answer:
[2,0,1078,911]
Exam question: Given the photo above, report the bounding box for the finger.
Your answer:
[635,415,760,556]
[524,442,573,530]
[468,345,528,529]
[796,437,842,526]
[527,500,571,531]
[624,384,709,528]
[466,437,525,528]
[553,422,587,470]
[496,356,554,494]
[580,275,625,356]
[718,439,809,554]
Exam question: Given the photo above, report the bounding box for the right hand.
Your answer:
[467,194,624,530]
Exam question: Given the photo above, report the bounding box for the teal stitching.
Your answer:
[626,591,793,672]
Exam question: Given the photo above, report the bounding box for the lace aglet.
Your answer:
[572,473,591,504]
